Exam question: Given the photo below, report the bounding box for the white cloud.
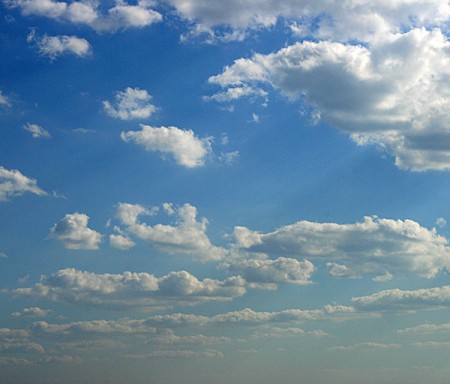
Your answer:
[222,256,315,288]
[125,349,224,359]
[398,322,450,334]
[103,87,157,120]
[0,90,11,108]
[161,0,450,42]
[13,268,246,309]
[109,233,136,250]
[352,284,450,311]
[6,0,162,32]
[28,30,91,60]
[49,213,102,250]
[330,342,401,351]
[121,125,212,168]
[113,202,226,262]
[0,166,47,202]
[22,123,51,139]
[208,29,450,171]
[11,307,51,318]
[232,216,450,279]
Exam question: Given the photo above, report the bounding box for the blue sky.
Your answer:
[2,1,450,383]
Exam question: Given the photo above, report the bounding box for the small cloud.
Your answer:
[18,275,30,284]
[436,217,447,228]
[28,30,91,60]
[0,252,7,259]
[250,113,260,123]
[11,307,52,318]
[218,151,239,165]
[23,123,51,139]
[73,128,95,134]
[121,125,212,168]
[103,87,157,120]
[0,90,12,108]
[49,213,102,250]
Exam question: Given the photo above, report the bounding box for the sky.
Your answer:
[3,1,450,383]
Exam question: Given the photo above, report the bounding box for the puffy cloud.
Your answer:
[5,0,162,32]
[352,284,450,311]
[109,233,136,250]
[49,213,102,250]
[0,166,47,202]
[11,307,51,318]
[28,31,91,60]
[113,202,225,262]
[208,29,450,171]
[22,123,51,139]
[232,216,450,279]
[13,268,247,309]
[121,125,212,168]
[103,87,157,120]
[222,256,315,288]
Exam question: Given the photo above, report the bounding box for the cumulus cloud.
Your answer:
[232,216,450,279]
[49,213,102,250]
[121,125,212,168]
[0,166,47,202]
[109,233,136,250]
[103,87,157,120]
[161,0,450,42]
[22,123,51,138]
[112,202,225,262]
[352,284,450,311]
[27,31,91,60]
[222,256,315,288]
[6,0,162,32]
[208,28,450,171]
[398,322,450,334]
[13,268,246,309]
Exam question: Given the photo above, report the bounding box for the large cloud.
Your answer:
[49,213,102,250]
[5,0,162,32]
[121,125,211,168]
[208,28,450,171]
[232,216,450,280]
[13,268,246,309]
[112,202,225,261]
[0,166,47,202]
[162,0,450,41]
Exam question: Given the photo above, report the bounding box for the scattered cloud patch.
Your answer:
[121,125,212,168]
[22,123,51,139]
[0,166,47,202]
[103,87,157,120]
[49,213,102,250]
